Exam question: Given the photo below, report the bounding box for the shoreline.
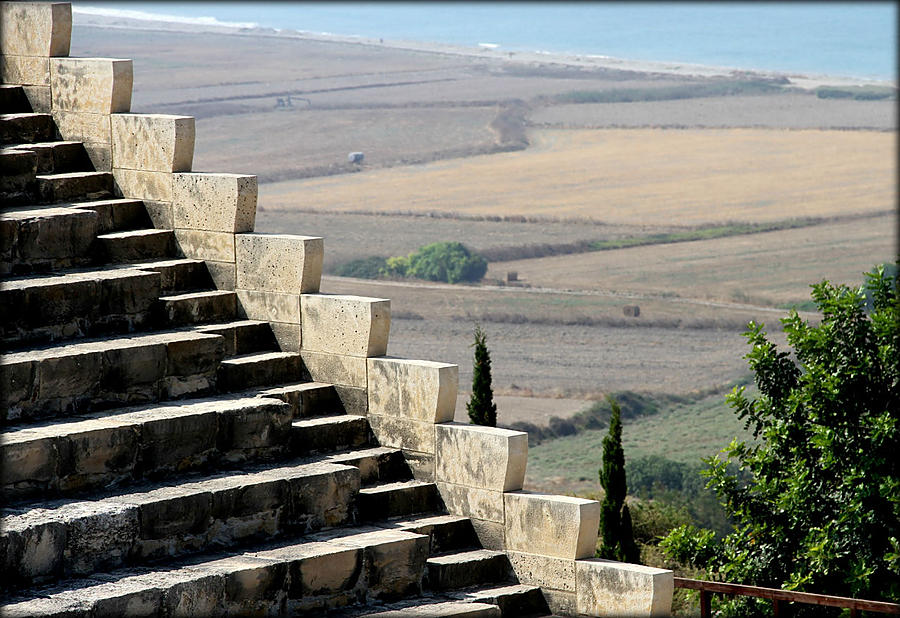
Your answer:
[72,9,896,91]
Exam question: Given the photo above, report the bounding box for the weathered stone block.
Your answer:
[4,518,66,580]
[165,333,224,376]
[435,423,526,491]
[142,199,173,229]
[504,492,601,560]
[368,413,435,454]
[62,501,139,576]
[469,517,505,551]
[172,172,256,232]
[235,233,322,294]
[575,559,674,617]
[111,114,194,172]
[50,57,132,114]
[59,424,140,491]
[22,84,51,112]
[435,481,504,524]
[236,289,300,324]
[544,589,577,616]
[507,550,576,592]
[301,294,390,357]
[38,349,103,400]
[300,350,367,388]
[174,229,235,262]
[327,529,430,600]
[334,384,367,416]
[367,357,457,423]
[52,110,109,144]
[83,142,111,171]
[0,54,49,85]
[0,432,58,489]
[204,260,235,290]
[269,321,300,352]
[113,168,172,202]
[0,1,71,57]
[284,463,359,530]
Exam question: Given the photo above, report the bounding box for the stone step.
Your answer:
[0,147,37,205]
[1,525,430,617]
[217,350,303,392]
[0,205,97,275]
[342,600,502,617]
[378,514,480,555]
[0,329,225,425]
[6,140,91,174]
[94,228,175,263]
[0,85,32,113]
[291,414,371,455]
[0,112,55,143]
[448,584,550,617]
[1,459,360,589]
[196,319,277,357]
[251,381,343,417]
[425,550,512,592]
[36,171,112,203]
[358,480,441,522]
[0,267,161,348]
[157,289,237,327]
[326,446,411,486]
[129,257,210,293]
[63,197,150,233]
[0,394,291,502]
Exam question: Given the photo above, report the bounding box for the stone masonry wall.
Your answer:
[0,3,673,615]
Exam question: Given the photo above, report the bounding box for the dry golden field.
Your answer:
[485,213,896,306]
[260,128,896,225]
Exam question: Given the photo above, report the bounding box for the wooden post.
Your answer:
[773,599,782,617]
[699,590,711,618]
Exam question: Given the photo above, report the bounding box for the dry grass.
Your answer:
[260,128,896,225]
[485,213,897,306]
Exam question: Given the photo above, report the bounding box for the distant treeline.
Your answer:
[552,78,790,104]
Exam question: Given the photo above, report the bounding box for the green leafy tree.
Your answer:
[598,396,641,563]
[467,325,497,426]
[661,264,900,614]
[404,242,487,284]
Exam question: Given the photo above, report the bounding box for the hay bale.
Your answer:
[507,271,518,282]
[623,305,640,317]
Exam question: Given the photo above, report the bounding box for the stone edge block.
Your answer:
[236,289,300,325]
[111,114,195,173]
[435,481,504,524]
[172,173,257,233]
[173,229,235,263]
[434,423,526,492]
[0,2,71,57]
[113,168,172,202]
[50,57,132,114]
[300,294,390,358]
[575,559,674,618]
[503,491,601,560]
[235,233,323,294]
[366,357,457,423]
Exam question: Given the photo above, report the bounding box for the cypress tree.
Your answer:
[466,325,497,426]
[598,396,640,563]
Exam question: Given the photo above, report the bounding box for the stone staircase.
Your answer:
[0,87,548,617]
[1,3,673,616]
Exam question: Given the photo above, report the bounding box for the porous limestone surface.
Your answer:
[434,423,527,492]
[503,491,601,560]
[367,357,458,423]
[575,559,674,618]
[301,294,390,357]
[172,172,257,233]
[0,1,71,57]
[111,113,195,173]
[50,57,132,114]
[235,233,323,294]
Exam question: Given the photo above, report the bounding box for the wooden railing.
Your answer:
[674,577,900,617]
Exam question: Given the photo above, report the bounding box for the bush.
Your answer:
[333,256,388,278]
[405,242,487,283]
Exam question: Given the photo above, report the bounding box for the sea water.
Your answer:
[73,2,897,82]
